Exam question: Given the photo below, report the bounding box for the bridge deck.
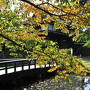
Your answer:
[0,59,56,75]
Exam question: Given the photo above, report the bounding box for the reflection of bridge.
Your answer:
[0,59,56,76]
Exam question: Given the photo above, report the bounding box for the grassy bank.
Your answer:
[81,57,90,68]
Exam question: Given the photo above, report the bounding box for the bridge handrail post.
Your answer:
[44,63,46,68]
[14,62,16,72]
[28,61,30,69]
[22,61,24,71]
[5,63,7,74]
[49,62,51,67]
[34,60,36,69]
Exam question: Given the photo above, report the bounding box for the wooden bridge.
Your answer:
[0,58,56,76]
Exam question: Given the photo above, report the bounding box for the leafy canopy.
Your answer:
[0,0,90,76]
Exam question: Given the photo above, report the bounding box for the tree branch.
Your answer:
[38,2,81,17]
[21,0,67,17]
[0,34,29,51]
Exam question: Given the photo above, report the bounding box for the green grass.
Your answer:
[83,61,90,65]
[81,58,90,67]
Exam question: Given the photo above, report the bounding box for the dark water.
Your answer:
[16,76,90,90]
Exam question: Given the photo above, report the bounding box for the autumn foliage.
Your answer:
[0,0,90,76]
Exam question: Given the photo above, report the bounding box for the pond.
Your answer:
[16,75,90,90]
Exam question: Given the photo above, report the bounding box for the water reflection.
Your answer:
[4,75,90,90]
[27,76,83,90]
[16,76,90,90]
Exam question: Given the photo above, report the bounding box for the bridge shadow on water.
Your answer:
[0,67,57,90]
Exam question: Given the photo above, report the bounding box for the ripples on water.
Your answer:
[20,76,90,90]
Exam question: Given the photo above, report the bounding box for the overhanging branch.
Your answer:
[21,0,67,17]
[38,2,80,17]
[0,34,29,51]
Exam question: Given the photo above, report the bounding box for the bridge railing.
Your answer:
[0,59,56,75]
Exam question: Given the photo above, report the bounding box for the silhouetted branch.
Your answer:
[21,0,67,17]
[0,34,29,51]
